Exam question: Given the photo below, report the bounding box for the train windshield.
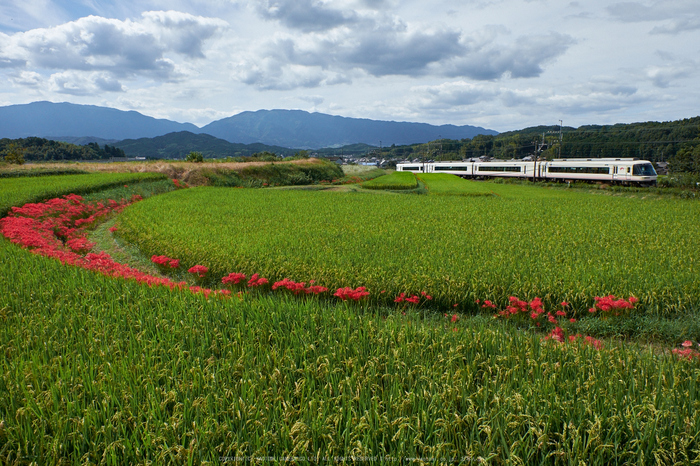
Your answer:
[633,163,657,176]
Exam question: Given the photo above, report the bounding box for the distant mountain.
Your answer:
[0,101,198,140]
[201,109,498,149]
[113,131,297,159]
[0,102,498,148]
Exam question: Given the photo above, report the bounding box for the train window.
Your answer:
[633,163,657,176]
[402,166,419,171]
[627,167,631,173]
[435,166,468,171]
[548,166,610,174]
[477,166,521,172]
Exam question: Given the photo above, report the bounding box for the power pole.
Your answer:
[559,120,563,159]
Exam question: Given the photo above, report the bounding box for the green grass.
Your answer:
[117,186,700,320]
[361,171,418,190]
[417,173,496,196]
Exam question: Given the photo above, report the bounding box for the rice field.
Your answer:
[116,186,700,317]
[417,174,496,196]
[361,171,418,190]
[2,173,700,463]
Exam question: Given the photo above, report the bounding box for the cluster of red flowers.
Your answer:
[589,295,639,316]
[489,295,606,349]
[394,291,432,304]
[494,296,574,327]
[172,179,188,189]
[247,273,269,288]
[272,278,328,295]
[151,255,180,269]
[188,264,208,278]
[545,327,603,349]
[673,341,700,361]
[477,299,496,309]
[333,286,370,301]
[221,272,247,286]
[1,194,138,257]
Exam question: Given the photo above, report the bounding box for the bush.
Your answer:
[185,151,204,163]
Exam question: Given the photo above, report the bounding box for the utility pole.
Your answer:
[559,120,563,159]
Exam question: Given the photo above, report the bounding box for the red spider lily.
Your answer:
[273,278,307,294]
[451,314,459,323]
[306,285,328,295]
[66,237,95,254]
[549,326,565,342]
[394,293,406,303]
[589,295,638,317]
[496,296,547,322]
[272,277,326,295]
[334,286,369,301]
[247,273,269,287]
[109,226,118,233]
[188,265,208,278]
[405,295,420,304]
[222,272,247,285]
[672,348,700,361]
[481,300,496,309]
[151,255,180,269]
[682,340,694,347]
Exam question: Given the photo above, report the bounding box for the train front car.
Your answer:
[544,158,657,186]
[630,161,658,186]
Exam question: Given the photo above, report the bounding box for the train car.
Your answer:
[396,158,657,186]
[543,158,657,186]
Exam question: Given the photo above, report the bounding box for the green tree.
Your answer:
[2,143,25,165]
[185,151,204,163]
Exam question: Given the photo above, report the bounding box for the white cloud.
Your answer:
[412,81,500,108]
[0,11,227,83]
[646,64,695,87]
[608,1,700,33]
[48,71,125,95]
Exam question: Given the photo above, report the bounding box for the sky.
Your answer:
[0,0,698,132]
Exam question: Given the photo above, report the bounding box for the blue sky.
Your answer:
[1,0,698,131]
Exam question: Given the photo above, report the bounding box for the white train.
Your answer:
[396,158,658,186]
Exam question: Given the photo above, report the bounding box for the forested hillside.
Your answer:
[375,116,700,173]
[113,131,296,159]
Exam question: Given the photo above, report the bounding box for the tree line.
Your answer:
[1,137,126,164]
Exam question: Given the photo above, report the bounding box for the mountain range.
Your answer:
[0,101,497,149]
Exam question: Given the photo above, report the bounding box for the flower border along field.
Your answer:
[2,173,700,463]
